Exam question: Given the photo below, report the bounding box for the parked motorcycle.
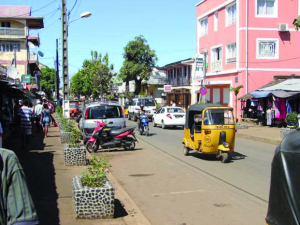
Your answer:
[139,114,149,136]
[86,121,137,153]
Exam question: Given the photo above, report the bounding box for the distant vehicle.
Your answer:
[128,97,156,122]
[152,107,185,129]
[80,101,126,144]
[69,101,80,118]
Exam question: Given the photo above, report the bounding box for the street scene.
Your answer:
[1,0,300,225]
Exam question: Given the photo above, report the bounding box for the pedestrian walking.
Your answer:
[18,100,33,149]
[34,100,43,133]
[40,104,51,138]
[14,99,22,122]
[0,147,39,224]
[0,121,2,148]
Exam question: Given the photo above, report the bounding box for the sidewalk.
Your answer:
[3,125,150,225]
[236,122,282,145]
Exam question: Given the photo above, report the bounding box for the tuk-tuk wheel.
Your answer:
[183,145,190,156]
[221,153,229,163]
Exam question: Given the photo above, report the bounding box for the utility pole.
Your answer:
[56,39,60,106]
[62,0,68,101]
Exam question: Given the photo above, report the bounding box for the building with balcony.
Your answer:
[161,58,195,109]
[0,5,44,89]
[196,0,300,117]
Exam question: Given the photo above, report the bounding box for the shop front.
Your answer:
[166,88,191,109]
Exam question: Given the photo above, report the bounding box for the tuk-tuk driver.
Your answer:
[191,114,202,140]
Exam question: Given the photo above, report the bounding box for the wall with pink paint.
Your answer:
[197,5,237,73]
[196,0,232,17]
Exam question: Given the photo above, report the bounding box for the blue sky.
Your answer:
[4,0,200,77]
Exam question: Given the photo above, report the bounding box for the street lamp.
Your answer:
[61,7,91,117]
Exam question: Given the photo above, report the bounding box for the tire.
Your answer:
[183,145,190,156]
[124,141,135,150]
[221,153,229,163]
[162,121,166,129]
[153,119,157,127]
[86,141,99,153]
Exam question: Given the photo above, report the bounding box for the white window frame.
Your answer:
[255,0,278,18]
[214,11,218,32]
[199,17,208,37]
[256,38,279,59]
[225,2,237,27]
[211,44,223,72]
[226,42,237,64]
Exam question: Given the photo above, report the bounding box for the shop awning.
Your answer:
[260,79,300,92]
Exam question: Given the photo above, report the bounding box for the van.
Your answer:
[81,102,126,143]
[128,97,156,121]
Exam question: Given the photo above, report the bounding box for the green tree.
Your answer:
[293,16,300,30]
[40,67,56,100]
[119,36,157,99]
[70,51,115,100]
[230,85,244,123]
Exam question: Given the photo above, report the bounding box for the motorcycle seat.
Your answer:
[110,127,133,136]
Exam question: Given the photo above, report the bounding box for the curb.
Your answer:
[106,171,152,225]
[236,133,281,146]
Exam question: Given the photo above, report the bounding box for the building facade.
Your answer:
[196,0,300,116]
[161,58,195,109]
[0,5,43,89]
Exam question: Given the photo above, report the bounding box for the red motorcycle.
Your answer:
[85,121,137,153]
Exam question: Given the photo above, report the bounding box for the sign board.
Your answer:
[164,85,172,92]
[21,74,31,84]
[194,54,204,80]
[199,86,208,95]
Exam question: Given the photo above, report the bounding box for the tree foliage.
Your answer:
[40,67,56,100]
[70,51,115,99]
[293,16,300,30]
[230,85,244,123]
[119,36,157,99]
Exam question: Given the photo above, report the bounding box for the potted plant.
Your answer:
[72,154,114,218]
[281,112,298,138]
[64,124,86,166]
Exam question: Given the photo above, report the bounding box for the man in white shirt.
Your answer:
[34,100,43,133]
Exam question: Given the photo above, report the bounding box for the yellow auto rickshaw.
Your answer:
[182,104,235,163]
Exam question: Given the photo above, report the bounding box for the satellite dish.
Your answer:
[38,51,44,57]
[28,42,35,49]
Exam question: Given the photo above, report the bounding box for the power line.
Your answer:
[71,0,82,21]
[38,17,61,35]
[31,8,60,35]
[68,0,78,18]
[10,0,57,18]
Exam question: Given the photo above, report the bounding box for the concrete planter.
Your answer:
[64,144,86,166]
[280,128,297,138]
[60,131,72,143]
[72,176,115,219]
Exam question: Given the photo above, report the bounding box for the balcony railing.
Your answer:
[166,77,191,87]
[227,57,236,64]
[0,27,25,36]
[211,60,222,72]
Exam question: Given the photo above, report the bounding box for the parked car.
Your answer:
[80,102,126,144]
[128,97,156,122]
[152,107,185,129]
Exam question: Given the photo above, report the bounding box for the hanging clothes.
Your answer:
[286,100,293,114]
[279,98,286,120]
[274,98,280,119]
[266,109,272,126]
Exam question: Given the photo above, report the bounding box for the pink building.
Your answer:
[196,0,300,117]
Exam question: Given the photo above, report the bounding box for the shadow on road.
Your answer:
[189,151,247,163]
[114,199,128,218]
[3,126,60,225]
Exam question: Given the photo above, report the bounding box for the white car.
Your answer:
[152,107,185,129]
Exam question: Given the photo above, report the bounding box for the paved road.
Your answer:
[106,120,276,225]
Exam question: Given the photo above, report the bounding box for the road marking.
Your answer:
[153,189,219,197]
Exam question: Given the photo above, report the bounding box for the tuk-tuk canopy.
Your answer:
[188,103,223,112]
[185,104,226,128]
[266,130,300,225]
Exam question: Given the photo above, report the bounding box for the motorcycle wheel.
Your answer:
[124,141,135,151]
[86,141,99,153]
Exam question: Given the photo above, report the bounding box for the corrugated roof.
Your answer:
[0,5,30,17]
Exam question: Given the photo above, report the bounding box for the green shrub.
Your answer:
[286,112,298,127]
[81,154,109,187]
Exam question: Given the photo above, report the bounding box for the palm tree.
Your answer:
[230,85,244,123]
